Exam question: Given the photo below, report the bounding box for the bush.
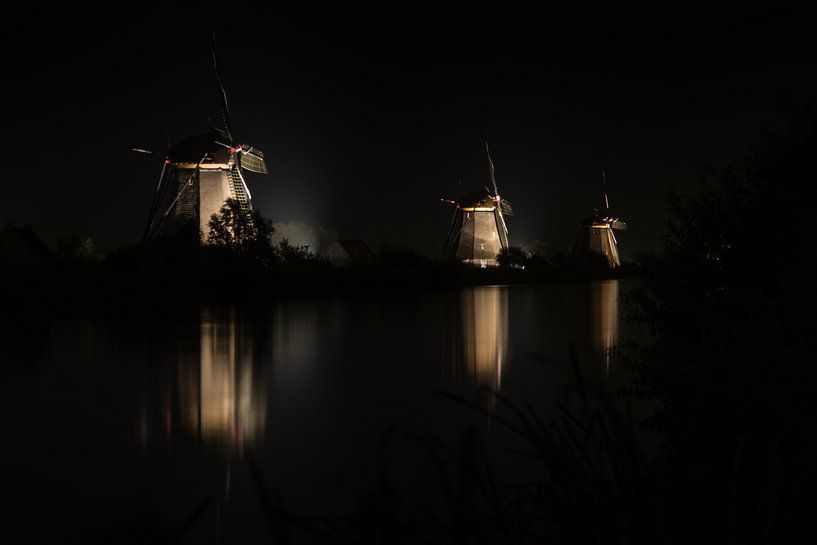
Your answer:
[208,198,276,263]
[496,246,528,268]
[276,238,316,265]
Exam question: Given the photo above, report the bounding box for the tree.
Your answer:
[525,239,555,260]
[496,246,528,268]
[207,198,274,255]
[626,111,817,542]
[276,238,315,264]
[56,235,98,260]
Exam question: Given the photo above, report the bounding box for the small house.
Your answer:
[321,240,376,266]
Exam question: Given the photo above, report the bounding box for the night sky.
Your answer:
[4,6,816,258]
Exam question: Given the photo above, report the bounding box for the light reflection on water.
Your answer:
[447,286,509,406]
[591,279,621,379]
[5,281,632,541]
[139,281,623,454]
[189,309,264,449]
[140,308,266,454]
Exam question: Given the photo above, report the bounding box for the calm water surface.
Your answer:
[2,281,634,543]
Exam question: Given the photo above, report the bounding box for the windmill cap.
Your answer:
[580,213,624,227]
[167,132,232,165]
[456,189,498,207]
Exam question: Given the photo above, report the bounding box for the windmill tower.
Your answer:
[442,140,513,267]
[574,171,628,268]
[142,32,268,244]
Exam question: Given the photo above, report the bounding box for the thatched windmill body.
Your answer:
[442,141,513,267]
[142,32,267,243]
[574,172,628,267]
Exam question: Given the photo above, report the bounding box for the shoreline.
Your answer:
[0,262,642,306]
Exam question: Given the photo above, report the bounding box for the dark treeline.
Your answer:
[618,108,817,542]
[0,204,637,305]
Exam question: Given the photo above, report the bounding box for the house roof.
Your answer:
[327,239,375,261]
[0,223,53,264]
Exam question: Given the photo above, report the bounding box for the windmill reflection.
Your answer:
[141,308,265,454]
[447,286,509,407]
[590,280,620,378]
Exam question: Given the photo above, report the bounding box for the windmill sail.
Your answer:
[610,219,627,231]
[142,159,170,242]
[210,30,233,144]
[485,138,509,249]
[486,139,499,197]
[239,145,268,174]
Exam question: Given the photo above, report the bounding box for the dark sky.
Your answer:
[3,6,816,257]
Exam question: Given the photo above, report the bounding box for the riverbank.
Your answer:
[0,257,642,305]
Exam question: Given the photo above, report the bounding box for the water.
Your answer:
[1,280,635,543]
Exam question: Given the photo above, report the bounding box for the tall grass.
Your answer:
[243,345,664,545]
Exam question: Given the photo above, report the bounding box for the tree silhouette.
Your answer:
[496,246,528,268]
[208,198,274,254]
[626,110,817,542]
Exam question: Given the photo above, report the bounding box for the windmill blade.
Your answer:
[485,137,499,196]
[497,209,509,236]
[602,170,610,211]
[485,135,509,244]
[500,198,513,216]
[610,219,628,231]
[159,164,201,223]
[210,30,233,145]
[240,144,268,174]
[212,126,231,143]
[142,159,171,242]
[494,207,509,247]
[145,162,201,241]
[443,207,460,254]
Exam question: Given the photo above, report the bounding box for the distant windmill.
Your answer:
[574,171,628,267]
[142,31,268,243]
[442,139,513,267]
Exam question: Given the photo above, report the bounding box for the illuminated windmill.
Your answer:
[574,171,628,268]
[442,140,513,267]
[142,32,268,243]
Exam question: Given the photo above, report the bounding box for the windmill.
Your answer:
[574,171,628,268]
[442,138,513,267]
[142,31,268,244]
